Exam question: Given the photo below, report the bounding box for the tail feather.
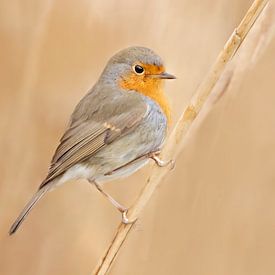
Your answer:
[9,185,50,235]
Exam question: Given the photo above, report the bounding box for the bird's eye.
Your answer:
[133,64,144,75]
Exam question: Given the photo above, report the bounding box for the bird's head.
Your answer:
[100,46,175,92]
[99,46,175,121]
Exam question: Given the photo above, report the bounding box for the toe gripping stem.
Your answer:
[150,151,175,170]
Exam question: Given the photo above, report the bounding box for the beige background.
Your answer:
[1,0,275,274]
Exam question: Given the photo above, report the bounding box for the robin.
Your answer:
[9,46,176,235]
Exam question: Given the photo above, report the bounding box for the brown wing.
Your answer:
[39,93,147,189]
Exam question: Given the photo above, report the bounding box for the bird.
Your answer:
[9,46,176,235]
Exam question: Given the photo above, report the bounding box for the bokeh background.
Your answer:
[1,0,275,274]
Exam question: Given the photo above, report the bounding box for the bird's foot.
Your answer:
[91,180,136,224]
[150,152,175,170]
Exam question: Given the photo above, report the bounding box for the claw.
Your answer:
[121,209,137,224]
[150,154,175,170]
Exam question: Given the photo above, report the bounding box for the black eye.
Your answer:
[133,65,144,75]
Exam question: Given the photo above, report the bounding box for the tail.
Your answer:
[9,185,50,235]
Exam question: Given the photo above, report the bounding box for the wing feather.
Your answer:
[40,92,147,188]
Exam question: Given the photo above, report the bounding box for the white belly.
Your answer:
[58,158,149,186]
[58,164,95,185]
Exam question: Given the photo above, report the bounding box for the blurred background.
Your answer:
[1,0,275,274]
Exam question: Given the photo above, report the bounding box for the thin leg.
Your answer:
[150,152,175,169]
[91,180,136,224]
[93,182,126,212]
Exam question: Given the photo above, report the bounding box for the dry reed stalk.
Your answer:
[93,0,268,274]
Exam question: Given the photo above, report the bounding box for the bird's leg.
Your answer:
[90,180,136,224]
[149,151,175,169]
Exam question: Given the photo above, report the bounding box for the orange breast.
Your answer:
[119,73,171,124]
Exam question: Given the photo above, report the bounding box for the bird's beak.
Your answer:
[149,72,176,79]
